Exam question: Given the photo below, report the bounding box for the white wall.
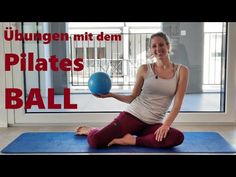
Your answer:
[0,23,11,127]
[226,22,236,121]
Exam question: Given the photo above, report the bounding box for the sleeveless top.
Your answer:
[125,63,181,124]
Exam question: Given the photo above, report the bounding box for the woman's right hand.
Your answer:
[93,93,112,98]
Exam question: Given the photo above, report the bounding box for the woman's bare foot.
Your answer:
[75,126,92,135]
[107,134,136,147]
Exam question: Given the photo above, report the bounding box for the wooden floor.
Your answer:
[0,125,236,155]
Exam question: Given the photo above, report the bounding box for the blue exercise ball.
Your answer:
[88,72,112,94]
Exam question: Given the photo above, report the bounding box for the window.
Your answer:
[21,22,227,113]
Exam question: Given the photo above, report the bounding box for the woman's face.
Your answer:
[150,36,170,59]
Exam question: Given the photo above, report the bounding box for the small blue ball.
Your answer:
[88,72,112,94]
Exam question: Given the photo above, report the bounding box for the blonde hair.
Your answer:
[149,32,172,52]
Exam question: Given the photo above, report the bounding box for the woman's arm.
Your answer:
[154,65,189,142]
[163,65,189,126]
[94,64,146,104]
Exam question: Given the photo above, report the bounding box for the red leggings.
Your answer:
[87,112,184,148]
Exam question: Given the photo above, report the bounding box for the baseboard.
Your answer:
[8,121,236,127]
[173,122,236,126]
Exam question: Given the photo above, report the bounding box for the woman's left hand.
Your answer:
[154,124,170,142]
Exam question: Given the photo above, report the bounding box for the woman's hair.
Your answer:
[149,32,172,51]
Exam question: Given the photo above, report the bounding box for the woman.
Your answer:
[75,32,189,149]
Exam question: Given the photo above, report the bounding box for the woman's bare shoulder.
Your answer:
[137,64,149,78]
[179,64,189,72]
[178,64,189,78]
[138,64,149,72]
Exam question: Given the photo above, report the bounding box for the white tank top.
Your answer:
[125,63,181,124]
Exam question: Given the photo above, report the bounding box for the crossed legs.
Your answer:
[75,112,184,148]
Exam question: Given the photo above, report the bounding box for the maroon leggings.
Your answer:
[87,112,184,148]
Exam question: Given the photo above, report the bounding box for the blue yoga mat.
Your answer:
[1,132,236,153]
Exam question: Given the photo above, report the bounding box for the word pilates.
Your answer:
[5,52,84,109]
